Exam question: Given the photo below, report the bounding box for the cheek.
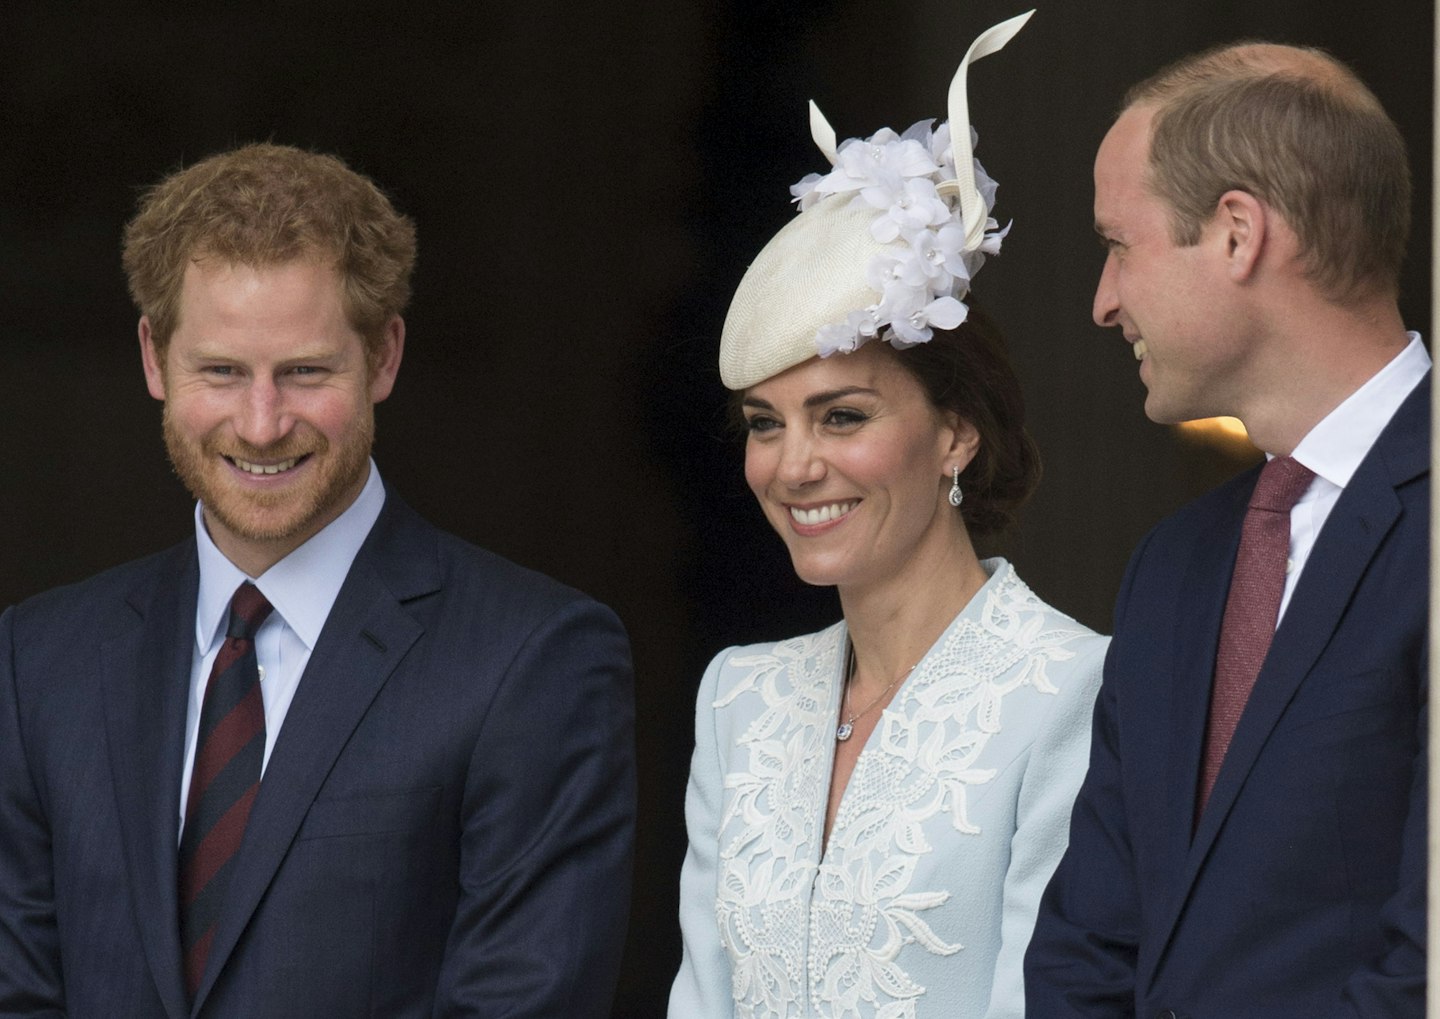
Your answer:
[293,389,370,438]
[855,433,925,480]
[165,393,230,440]
[743,442,771,497]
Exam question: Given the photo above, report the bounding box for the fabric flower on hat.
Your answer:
[816,308,883,357]
[872,282,970,347]
[899,223,972,290]
[869,178,951,243]
[787,117,1009,358]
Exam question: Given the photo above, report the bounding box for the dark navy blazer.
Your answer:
[1025,376,1429,1018]
[0,490,636,1018]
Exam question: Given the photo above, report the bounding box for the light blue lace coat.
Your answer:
[670,560,1106,1019]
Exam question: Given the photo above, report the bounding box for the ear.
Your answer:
[1211,190,1267,283]
[368,315,405,403]
[943,413,981,472]
[138,317,167,401]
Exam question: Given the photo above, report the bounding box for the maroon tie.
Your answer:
[178,581,273,999]
[1198,456,1315,816]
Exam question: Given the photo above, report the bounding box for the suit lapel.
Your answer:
[1156,374,1430,966]
[1142,474,1248,975]
[191,496,437,1011]
[1192,376,1428,860]
[99,544,197,1019]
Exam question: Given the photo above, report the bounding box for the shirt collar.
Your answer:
[193,460,387,654]
[1288,332,1430,488]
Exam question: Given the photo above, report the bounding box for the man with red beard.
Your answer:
[0,143,636,1018]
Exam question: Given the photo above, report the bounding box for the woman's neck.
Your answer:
[838,532,991,696]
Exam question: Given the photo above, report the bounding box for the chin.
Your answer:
[1142,393,1183,426]
[206,494,327,546]
[784,551,855,589]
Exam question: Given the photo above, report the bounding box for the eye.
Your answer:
[744,414,781,435]
[824,407,868,428]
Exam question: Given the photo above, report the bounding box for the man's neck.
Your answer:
[1236,296,1410,455]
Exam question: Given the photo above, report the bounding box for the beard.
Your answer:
[163,405,375,549]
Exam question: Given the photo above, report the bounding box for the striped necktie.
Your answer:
[179,581,273,999]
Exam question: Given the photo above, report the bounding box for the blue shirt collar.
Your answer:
[193,460,386,655]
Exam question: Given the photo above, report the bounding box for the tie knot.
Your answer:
[1250,455,1315,513]
[226,582,274,641]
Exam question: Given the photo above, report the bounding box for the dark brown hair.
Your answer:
[123,143,417,365]
[1124,43,1410,303]
[884,306,1040,537]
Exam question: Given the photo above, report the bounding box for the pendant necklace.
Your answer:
[835,643,919,742]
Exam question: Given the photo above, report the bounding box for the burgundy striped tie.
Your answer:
[1198,456,1314,817]
[179,581,273,998]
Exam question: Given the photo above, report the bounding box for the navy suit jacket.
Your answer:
[0,490,636,1018]
[1025,376,1429,1018]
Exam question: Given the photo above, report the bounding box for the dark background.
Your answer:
[3,3,1432,1015]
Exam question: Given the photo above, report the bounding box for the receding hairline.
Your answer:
[1124,41,1382,114]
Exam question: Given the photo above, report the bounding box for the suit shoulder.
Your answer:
[6,543,190,641]
[369,493,615,622]
[1126,466,1258,563]
[397,525,629,660]
[429,530,607,614]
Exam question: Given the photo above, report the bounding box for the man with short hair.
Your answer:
[0,143,636,1017]
[1025,45,1427,1016]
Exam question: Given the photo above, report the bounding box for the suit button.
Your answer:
[1157,1012,1178,1019]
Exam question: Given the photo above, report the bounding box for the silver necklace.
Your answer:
[835,643,919,742]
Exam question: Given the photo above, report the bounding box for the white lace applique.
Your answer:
[712,567,1088,1018]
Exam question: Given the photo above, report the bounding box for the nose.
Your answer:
[1093,252,1120,328]
[234,377,291,449]
[776,431,824,488]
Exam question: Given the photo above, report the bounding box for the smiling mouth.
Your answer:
[789,501,858,526]
[1132,339,1148,361]
[227,454,306,476]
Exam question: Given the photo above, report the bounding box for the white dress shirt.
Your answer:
[177,460,386,833]
[1279,333,1429,620]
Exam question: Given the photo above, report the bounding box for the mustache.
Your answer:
[207,435,329,462]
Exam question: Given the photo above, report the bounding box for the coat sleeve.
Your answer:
[0,606,67,1016]
[1340,638,1426,1017]
[1024,535,1156,1018]
[667,648,734,1018]
[984,633,1107,1019]
[431,597,636,1018]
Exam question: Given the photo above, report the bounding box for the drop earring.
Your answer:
[948,466,963,507]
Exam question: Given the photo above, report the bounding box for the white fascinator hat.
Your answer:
[719,10,1033,391]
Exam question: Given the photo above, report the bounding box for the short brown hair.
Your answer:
[1124,43,1410,303]
[122,143,417,361]
[885,306,1040,538]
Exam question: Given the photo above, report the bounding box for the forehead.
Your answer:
[167,259,362,366]
[1093,104,1157,225]
[175,259,347,327]
[746,342,918,403]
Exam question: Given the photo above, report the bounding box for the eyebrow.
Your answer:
[182,346,343,364]
[743,386,879,410]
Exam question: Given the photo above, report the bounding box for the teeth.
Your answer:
[1133,339,1148,361]
[233,456,299,476]
[789,501,857,525]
